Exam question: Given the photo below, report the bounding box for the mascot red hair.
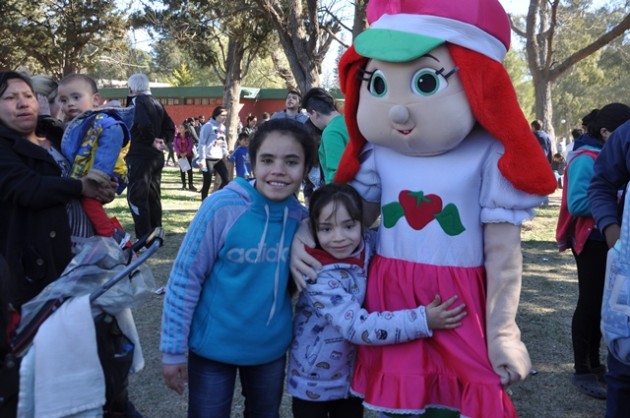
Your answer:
[333,0,556,416]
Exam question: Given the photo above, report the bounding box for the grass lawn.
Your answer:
[108,166,606,417]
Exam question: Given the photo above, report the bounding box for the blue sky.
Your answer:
[501,0,610,15]
[501,0,527,15]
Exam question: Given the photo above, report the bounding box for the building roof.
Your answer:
[99,86,343,101]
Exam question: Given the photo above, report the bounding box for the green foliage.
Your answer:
[131,0,275,84]
[548,2,607,133]
[504,47,535,120]
[85,43,154,83]
[147,37,218,85]
[0,0,130,78]
[241,48,288,88]
[166,63,195,87]
[251,0,345,92]
[511,0,630,136]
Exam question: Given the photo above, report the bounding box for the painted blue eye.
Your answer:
[368,70,387,97]
[411,68,449,96]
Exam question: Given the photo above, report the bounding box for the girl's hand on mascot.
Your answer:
[290,219,321,291]
[425,295,467,330]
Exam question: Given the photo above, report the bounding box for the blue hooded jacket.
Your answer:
[161,178,307,365]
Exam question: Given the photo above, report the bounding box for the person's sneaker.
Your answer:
[189,185,198,192]
[180,186,186,191]
[571,373,607,399]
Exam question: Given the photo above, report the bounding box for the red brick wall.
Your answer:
[165,98,287,127]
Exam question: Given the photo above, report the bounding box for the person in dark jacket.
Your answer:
[589,116,630,418]
[0,70,115,418]
[556,103,630,401]
[531,119,553,164]
[125,73,175,239]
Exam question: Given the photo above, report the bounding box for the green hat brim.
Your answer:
[354,29,445,62]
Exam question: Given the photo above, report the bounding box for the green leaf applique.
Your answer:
[435,203,465,236]
[382,201,405,228]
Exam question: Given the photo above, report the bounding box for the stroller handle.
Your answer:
[91,227,164,303]
[8,228,165,361]
[131,227,165,252]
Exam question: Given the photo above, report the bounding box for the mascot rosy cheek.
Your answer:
[334,0,556,416]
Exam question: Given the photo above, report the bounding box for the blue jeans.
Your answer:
[187,352,286,418]
[606,350,630,418]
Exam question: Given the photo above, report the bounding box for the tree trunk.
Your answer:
[274,18,321,92]
[223,37,245,152]
[253,0,338,92]
[533,75,557,150]
[352,0,368,40]
[271,49,297,91]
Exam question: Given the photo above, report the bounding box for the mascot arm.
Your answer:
[484,222,531,386]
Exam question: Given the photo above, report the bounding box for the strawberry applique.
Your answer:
[398,191,442,230]
[382,190,465,236]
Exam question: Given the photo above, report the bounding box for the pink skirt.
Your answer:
[351,255,517,417]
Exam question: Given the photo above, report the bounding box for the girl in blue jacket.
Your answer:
[161,118,316,418]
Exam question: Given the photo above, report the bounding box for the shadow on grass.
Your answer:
[511,238,606,418]
[127,187,604,417]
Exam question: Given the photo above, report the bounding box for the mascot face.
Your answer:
[357,45,475,156]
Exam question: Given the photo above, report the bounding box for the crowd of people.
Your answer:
[2,48,630,418]
[168,88,343,205]
[0,68,345,418]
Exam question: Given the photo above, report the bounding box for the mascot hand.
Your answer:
[487,333,531,386]
[484,222,531,386]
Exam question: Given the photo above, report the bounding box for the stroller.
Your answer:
[4,228,163,418]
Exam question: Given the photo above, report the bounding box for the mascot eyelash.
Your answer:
[357,67,375,82]
[436,66,460,80]
[357,66,460,82]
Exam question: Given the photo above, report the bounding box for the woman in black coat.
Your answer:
[0,71,116,417]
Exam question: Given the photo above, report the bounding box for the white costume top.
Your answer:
[350,128,545,267]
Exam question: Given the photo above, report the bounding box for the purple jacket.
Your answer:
[174,132,194,157]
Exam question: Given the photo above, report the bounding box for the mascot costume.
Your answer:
[333,0,557,416]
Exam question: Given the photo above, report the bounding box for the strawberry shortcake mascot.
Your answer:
[334,0,557,416]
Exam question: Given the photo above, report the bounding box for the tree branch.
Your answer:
[320,6,352,33]
[543,0,560,70]
[509,14,527,39]
[323,24,349,49]
[550,12,630,81]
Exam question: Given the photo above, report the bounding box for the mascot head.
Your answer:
[334,0,556,196]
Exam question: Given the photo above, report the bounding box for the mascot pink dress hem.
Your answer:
[334,1,557,417]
